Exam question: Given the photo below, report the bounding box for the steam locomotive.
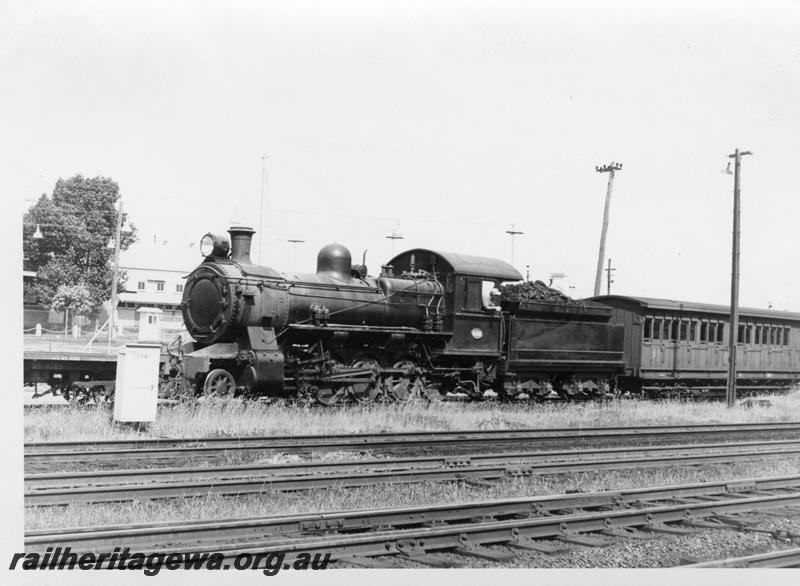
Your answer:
[178,227,626,403]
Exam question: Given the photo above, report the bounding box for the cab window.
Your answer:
[462,278,483,311]
[481,281,501,310]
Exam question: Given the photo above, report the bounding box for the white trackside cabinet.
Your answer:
[113,343,161,422]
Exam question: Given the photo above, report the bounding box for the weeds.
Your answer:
[24,391,800,442]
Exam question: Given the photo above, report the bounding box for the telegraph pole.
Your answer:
[726,148,752,407]
[386,230,404,256]
[107,199,123,354]
[258,155,267,264]
[505,224,524,267]
[287,238,305,267]
[593,162,622,296]
[605,258,615,295]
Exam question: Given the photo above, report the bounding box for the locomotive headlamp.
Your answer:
[200,233,230,258]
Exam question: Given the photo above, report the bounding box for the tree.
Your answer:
[51,284,93,331]
[23,175,137,312]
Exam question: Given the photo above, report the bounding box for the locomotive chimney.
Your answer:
[228,226,255,265]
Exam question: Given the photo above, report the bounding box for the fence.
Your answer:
[23,305,189,354]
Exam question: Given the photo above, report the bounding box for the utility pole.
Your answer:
[258,155,267,264]
[287,238,305,268]
[386,229,404,256]
[505,224,524,267]
[726,148,752,408]
[593,162,622,296]
[107,199,123,354]
[605,258,615,295]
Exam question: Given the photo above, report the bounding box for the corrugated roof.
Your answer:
[388,248,523,281]
[592,295,800,322]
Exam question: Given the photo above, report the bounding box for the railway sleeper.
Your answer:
[398,551,466,568]
[507,538,569,554]
[453,544,516,562]
[601,526,657,540]
[642,522,695,535]
[555,533,610,547]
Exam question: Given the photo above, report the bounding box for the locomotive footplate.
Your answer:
[285,323,450,337]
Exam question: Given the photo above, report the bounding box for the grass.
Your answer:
[23,390,800,442]
[25,455,800,531]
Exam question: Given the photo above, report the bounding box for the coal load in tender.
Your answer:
[493,280,579,306]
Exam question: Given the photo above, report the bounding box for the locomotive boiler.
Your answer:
[179,226,627,403]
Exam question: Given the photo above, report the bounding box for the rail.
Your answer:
[24,421,800,460]
[26,474,800,567]
[24,440,800,506]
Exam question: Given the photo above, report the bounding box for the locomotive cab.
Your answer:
[384,249,522,358]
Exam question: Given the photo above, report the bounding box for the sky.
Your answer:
[4,0,800,309]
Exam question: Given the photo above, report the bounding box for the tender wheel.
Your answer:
[349,358,381,404]
[203,369,236,397]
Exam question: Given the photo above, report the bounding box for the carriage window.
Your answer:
[717,323,725,343]
[769,326,776,345]
[776,327,783,346]
[700,322,708,342]
[653,318,662,340]
[689,321,697,342]
[755,325,762,345]
[746,324,753,344]
[785,327,792,346]
[668,320,677,341]
[644,317,653,340]
[737,324,745,344]
[679,321,688,341]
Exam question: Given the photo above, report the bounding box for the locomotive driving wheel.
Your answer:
[203,369,236,397]
[348,358,381,404]
[314,385,346,406]
[386,360,423,402]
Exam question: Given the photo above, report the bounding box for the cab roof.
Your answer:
[388,248,523,281]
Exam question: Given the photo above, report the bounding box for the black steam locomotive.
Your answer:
[179,227,625,403]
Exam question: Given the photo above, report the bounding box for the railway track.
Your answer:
[26,474,800,567]
[25,439,800,506]
[23,421,800,469]
[684,547,800,568]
